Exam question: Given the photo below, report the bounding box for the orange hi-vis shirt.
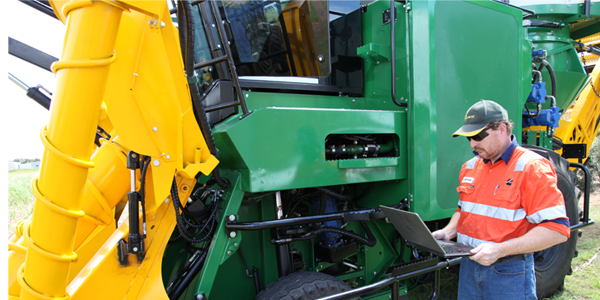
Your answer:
[456,146,570,248]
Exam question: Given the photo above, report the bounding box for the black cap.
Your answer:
[452,100,508,137]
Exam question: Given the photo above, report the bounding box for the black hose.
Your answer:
[310,225,376,247]
[138,156,151,237]
[168,250,208,299]
[353,182,374,202]
[342,134,376,142]
[176,2,186,64]
[544,60,557,98]
[168,232,184,244]
[538,60,557,97]
[523,103,543,119]
[286,191,320,218]
[316,187,353,202]
[359,220,377,247]
[179,0,230,189]
[392,232,405,261]
[523,59,555,120]
[171,178,219,243]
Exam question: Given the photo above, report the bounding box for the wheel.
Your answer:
[523,145,579,298]
[255,271,359,300]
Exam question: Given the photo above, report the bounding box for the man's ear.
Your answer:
[500,123,508,135]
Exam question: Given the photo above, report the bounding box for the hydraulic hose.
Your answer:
[354,182,374,202]
[171,178,219,243]
[179,0,230,189]
[316,187,352,202]
[524,59,556,120]
[316,184,374,203]
[310,223,376,247]
[538,60,557,97]
[537,59,558,136]
[168,250,208,300]
[523,103,543,119]
[360,220,377,247]
[176,1,186,61]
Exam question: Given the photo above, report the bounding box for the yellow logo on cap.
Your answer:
[465,115,475,120]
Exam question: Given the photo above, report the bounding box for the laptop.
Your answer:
[380,206,474,258]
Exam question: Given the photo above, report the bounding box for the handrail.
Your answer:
[569,162,595,231]
[208,0,250,116]
[318,258,462,300]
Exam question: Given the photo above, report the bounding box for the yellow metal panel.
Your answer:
[555,63,600,163]
[21,1,126,299]
[102,3,216,207]
[66,177,194,299]
[13,1,220,299]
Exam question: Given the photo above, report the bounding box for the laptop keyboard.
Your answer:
[440,244,466,255]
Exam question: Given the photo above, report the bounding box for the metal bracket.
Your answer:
[383,7,398,25]
[562,143,587,160]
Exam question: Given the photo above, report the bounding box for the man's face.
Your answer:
[469,125,504,161]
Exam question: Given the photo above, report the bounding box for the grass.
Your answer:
[8,168,38,238]
[548,195,600,300]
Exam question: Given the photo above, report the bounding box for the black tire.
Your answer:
[523,145,578,298]
[255,272,359,300]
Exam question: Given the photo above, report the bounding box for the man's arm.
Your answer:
[470,226,568,266]
[432,212,460,240]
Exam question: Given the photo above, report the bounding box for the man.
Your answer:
[432,100,570,300]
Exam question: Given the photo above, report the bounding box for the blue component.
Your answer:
[526,81,547,104]
[522,106,560,128]
[312,195,341,245]
[532,49,545,60]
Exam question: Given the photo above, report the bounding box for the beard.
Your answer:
[474,147,489,159]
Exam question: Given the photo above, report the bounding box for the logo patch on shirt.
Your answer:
[462,177,475,184]
[506,178,513,186]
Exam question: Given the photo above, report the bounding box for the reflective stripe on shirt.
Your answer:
[456,147,570,244]
[514,151,543,172]
[457,232,495,248]
[526,205,567,224]
[459,200,527,222]
[466,157,478,170]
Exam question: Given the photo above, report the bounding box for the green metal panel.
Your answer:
[197,186,282,299]
[361,0,410,111]
[213,106,408,192]
[162,1,593,298]
[408,0,526,220]
[186,171,246,299]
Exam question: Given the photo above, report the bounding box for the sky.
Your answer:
[0,0,361,164]
[4,1,65,162]
[3,0,66,243]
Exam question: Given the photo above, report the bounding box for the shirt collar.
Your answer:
[472,134,519,165]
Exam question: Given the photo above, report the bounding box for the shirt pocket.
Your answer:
[456,185,476,201]
[492,186,519,203]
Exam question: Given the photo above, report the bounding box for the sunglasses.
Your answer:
[466,124,499,142]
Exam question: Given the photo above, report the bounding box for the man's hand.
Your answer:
[469,243,505,266]
[432,229,451,240]
[431,212,460,240]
